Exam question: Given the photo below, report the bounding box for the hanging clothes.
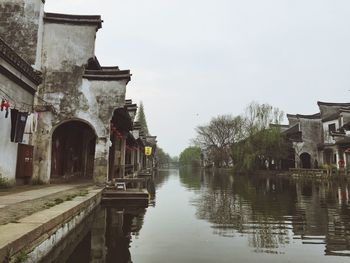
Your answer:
[33,112,38,132]
[10,109,28,143]
[24,114,32,134]
[10,108,18,142]
[24,113,38,134]
[1,99,10,118]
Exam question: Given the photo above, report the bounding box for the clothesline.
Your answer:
[0,86,33,112]
[0,86,55,114]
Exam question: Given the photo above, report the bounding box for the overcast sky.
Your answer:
[46,0,350,156]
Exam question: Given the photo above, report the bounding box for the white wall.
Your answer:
[0,74,34,182]
[323,120,338,144]
[42,23,96,70]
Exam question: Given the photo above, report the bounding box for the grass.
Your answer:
[78,190,88,196]
[44,189,89,209]
[65,194,75,201]
[54,198,64,204]
[13,250,28,263]
[44,202,56,208]
[45,198,63,208]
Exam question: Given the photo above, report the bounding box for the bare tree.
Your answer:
[244,101,284,136]
[193,115,245,167]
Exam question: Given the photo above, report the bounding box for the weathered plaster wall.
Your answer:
[83,79,127,183]
[83,79,127,135]
[319,105,340,120]
[33,21,128,182]
[41,23,96,71]
[0,74,34,182]
[40,22,97,106]
[300,118,322,167]
[32,111,53,182]
[288,116,322,168]
[0,0,44,66]
[33,22,97,182]
[341,112,350,125]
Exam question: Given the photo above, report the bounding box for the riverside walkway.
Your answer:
[0,183,94,225]
[0,183,103,262]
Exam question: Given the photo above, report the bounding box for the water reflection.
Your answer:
[105,207,146,263]
[185,168,350,256]
[68,171,169,263]
[66,169,350,262]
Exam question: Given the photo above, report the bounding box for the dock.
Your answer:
[138,171,152,177]
[102,188,149,207]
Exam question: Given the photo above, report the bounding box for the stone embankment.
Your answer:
[0,184,103,262]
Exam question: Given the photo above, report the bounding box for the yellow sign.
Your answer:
[145,146,152,156]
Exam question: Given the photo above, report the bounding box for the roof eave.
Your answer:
[83,74,131,81]
[44,12,103,30]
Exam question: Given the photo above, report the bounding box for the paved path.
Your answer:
[0,186,102,262]
[0,184,86,209]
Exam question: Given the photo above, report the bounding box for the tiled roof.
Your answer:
[286,113,321,119]
[0,38,42,86]
[83,69,131,81]
[317,101,350,107]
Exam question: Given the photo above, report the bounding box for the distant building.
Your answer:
[285,101,350,170]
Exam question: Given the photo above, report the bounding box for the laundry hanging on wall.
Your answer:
[10,109,29,143]
[1,99,10,118]
[24,112,38,134]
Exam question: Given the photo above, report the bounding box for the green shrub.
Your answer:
[0,176,11,189]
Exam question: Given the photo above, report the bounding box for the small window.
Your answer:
[329,123,336,134]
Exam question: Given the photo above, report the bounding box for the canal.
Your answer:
[66,169,350,263]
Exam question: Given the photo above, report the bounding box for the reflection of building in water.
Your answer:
[193,173,294,253]
[293,181,329,237]
[64,206,146,263]
[292,180,350,257]
[104,207,146,263]
[190,170,350,257]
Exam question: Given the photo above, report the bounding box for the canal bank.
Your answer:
[0,185,102,262]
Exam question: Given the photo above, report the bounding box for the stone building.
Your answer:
[285,101,350,170]
[0,0,156,184]
[284,113,322,169]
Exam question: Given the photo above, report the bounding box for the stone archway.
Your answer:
[51,121,96,179]
[300,152,311,169]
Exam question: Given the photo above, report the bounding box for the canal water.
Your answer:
[67,169,350,263]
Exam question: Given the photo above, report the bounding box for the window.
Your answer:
[329,123,336,134]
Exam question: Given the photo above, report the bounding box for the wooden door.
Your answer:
[16,144,34,178]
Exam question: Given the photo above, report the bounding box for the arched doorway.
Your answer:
[51,121,96,179]
[300,152,311,169]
